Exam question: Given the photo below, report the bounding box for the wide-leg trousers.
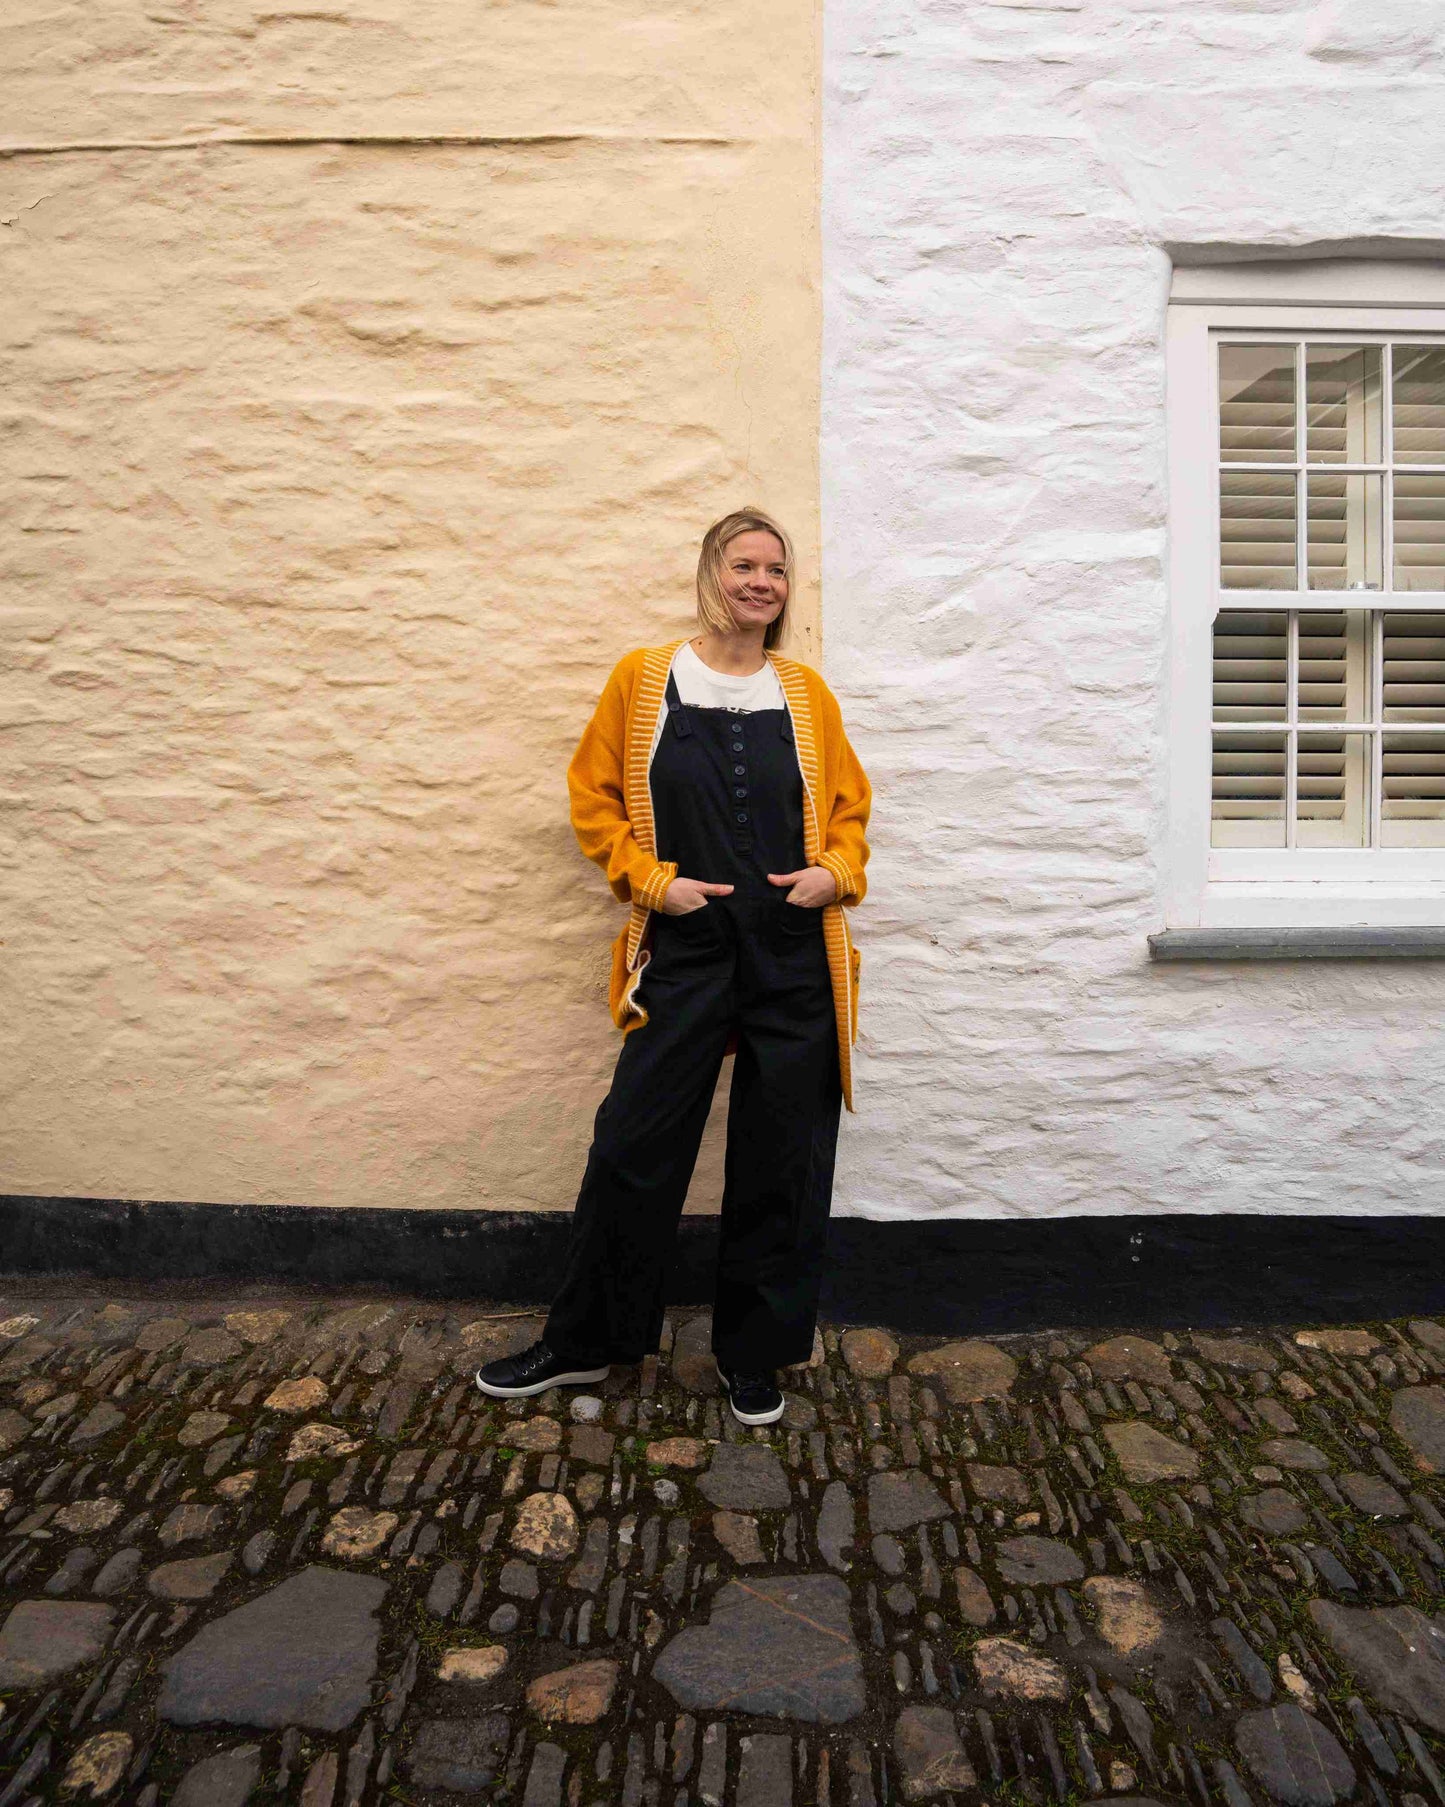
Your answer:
[543,896,842,1372]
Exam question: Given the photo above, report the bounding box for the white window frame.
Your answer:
[1164,260,1445,930]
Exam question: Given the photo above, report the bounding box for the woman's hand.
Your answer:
[659,876,735,915]
[767,866,838,909]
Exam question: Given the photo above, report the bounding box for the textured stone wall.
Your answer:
[0,1,819,1210]
[823,0,1445,1216]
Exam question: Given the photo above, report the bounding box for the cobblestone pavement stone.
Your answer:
[1,1284,1444,1805]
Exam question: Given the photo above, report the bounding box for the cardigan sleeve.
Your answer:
[567,657,678,910]
[814,680,872,907]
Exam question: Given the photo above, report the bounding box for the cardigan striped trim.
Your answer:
[621,641,688,984]
[635,861,677,913]
[817,847,858,902]
[769,652,856,1109]
[621,641,682,864]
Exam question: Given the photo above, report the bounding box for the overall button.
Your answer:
[733,763,745,776]
[734,786,748,800]
[731,741,744,753]
[729,721,743,734]
[735,811,750,825]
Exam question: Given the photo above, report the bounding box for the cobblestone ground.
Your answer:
[2,1285,1445,1806]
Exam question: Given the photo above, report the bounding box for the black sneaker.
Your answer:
[717,1362,784,1426]
[475,1339,610,1399]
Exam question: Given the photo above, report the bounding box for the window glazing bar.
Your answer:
[1369,609,1384,848]
[1286,607,1298,850]
[1294,341,1306,593]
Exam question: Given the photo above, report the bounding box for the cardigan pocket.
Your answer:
[611,925,644,1028]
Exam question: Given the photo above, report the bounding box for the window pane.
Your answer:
[1211,733,1286,847]
[1219,345,1295,463]
[1220,470,1296,589]
[1306,344,1383,464]
[1382,735,1445,846]
[1383,612,1445,722]
[1380,594,1445,844]
[1394,474,1445,592]
[1306,472,1383,590]
[1298,610,1356,723]
[1296,733,1370,847]
[1392,345,1445,465]
[1213,610,1287,721]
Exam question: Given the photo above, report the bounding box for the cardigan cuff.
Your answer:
[817,850,858,902]
[637,861,678,912]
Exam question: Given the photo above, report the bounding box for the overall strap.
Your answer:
[665,668,691,735]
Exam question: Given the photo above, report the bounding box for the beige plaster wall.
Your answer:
[0,0,820,1212]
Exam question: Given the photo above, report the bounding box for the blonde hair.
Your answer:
[695,507,795,650]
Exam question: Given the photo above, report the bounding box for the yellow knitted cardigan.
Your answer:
[567,640,872,1109]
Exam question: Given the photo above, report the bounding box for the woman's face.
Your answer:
[720,530,788,632]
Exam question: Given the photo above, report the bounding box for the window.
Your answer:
[1214,340,1445,852]
[1165,262,1445,929]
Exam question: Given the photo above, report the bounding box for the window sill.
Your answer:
[1186,877,1445,931]
[1149,926,1445,961]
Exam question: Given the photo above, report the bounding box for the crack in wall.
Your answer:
[0,130,738,162]
[0,195,48,227]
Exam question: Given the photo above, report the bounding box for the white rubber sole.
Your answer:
[474,1364,610,1399]
[717,1366,785,1426]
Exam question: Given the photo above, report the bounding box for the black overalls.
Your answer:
[543,667,842,1372]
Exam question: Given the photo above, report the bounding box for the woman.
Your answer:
[477,508,870,1425]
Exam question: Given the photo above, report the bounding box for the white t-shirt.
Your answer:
[650,642,785,757]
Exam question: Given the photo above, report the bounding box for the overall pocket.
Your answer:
[656,904,724,951]
[777,903,823,932]
[770,900,825,953]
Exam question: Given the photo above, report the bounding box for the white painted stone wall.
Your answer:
[823,0,1445,1217]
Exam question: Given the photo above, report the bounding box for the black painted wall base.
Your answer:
[4,1195,1444,1332]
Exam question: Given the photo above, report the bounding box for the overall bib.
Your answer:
[543,667,843,1371]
